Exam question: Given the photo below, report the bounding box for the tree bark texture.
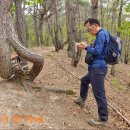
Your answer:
[34,4,40,47]
[117,0,123,37]
[91,0,98,18]
[14,0,28,66]
[111,0,119,33]
[65,0,82,67]
[111,0,120,76]
[54,0,63,52]
[0,0,43,81]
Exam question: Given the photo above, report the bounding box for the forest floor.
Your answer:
[0,47,130,130]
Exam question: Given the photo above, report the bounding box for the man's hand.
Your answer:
[76,42,87,49]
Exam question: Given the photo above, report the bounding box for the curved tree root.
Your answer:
[5,14,44,81]
[0,1,43,81]
[7,37,44,81]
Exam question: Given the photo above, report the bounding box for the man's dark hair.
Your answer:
[84,18,100,26]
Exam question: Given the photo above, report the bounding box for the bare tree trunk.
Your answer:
[100,0,104,26]
[34,5,40,47]
[111,0,119,33]
[14,0,28,66]
[65,0,82,67]
[91,0,98,18]
[59,23,64,49]
[37,0,48,46]
[117,0,123,63]
[111,65,116,76]
[45,26,50,46]
[23,0,29,44]
[33,0,55,47]
[0,0,43,81]
[54,0,63,52]
[124,34,129,64]
[71,0,82,67]
[84,3,90,21]
[111,0,120,76]
[47,18,55,45]
[65,0,75,58]
[106,0,111,30]
[38,15,44,46]
[117,0,123,37]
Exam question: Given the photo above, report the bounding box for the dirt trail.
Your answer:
[0,47,129,130]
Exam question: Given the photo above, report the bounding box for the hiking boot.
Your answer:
[88,118,108,126]
[73,97,86,108]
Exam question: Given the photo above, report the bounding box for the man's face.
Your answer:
[85,22,98,36]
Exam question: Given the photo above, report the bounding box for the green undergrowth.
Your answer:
[110,77,126,90]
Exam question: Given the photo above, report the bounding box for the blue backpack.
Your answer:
[105,33,122,65]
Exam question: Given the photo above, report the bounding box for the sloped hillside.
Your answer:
[0,47,129,130]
